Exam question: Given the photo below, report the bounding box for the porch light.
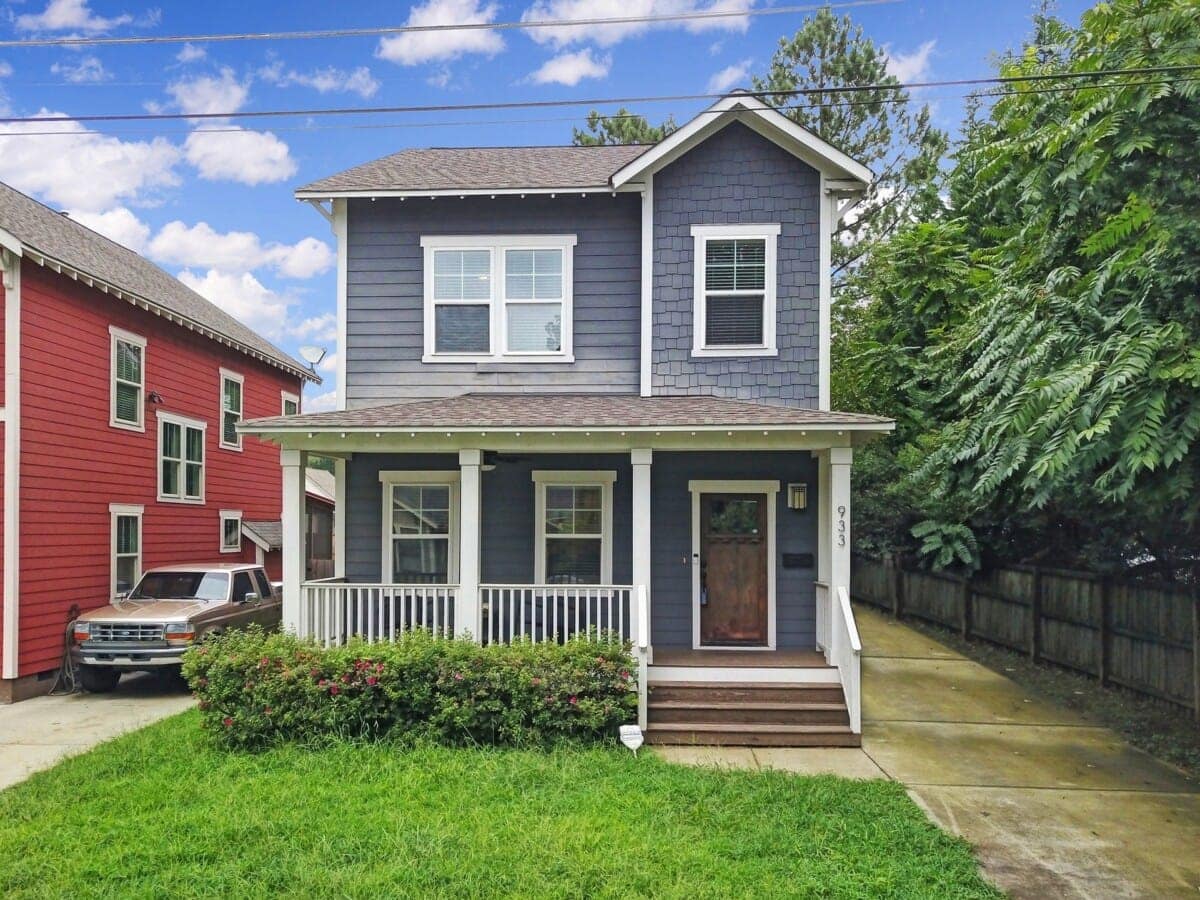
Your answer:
[619,724,644,756]
[788,483,808,510]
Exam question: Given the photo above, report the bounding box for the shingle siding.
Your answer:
[344,194,641,406]
[651,121,821,407]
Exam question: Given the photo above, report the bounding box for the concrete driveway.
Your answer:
[856,606,1200,899]
[0,673,193,791]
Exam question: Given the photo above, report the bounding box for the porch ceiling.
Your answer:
[241,392,893,454]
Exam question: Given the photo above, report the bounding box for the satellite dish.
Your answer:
[298,345,327,367]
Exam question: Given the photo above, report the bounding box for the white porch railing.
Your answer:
[300,578,457,647]
[829,585,862,733]
[480,584,635,644]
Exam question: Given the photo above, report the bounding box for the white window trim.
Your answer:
[157,410,207,504]
[109,503,143,599]
[109,325,147,432]
[219,367,245,451]
[690,223,781,358]
[220,509,243,554]
[532,470,616,585]
[378,470,461,584]
[688,479,779,651]
[420,234,577,364]
[281,391,300,416]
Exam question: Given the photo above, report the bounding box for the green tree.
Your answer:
[572,108,677,146]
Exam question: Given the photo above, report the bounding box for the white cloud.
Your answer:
[528,48,610,86]
[885,39,935,84]
[16,0,132,33]
[176,43,207,64]
[522,0,753,49]
[304,389,338,413]
[176,268,293,340]
[148,221,333,279]
[50,55,111,83]
[318,352,337,374]
[68,206,151,250]
[167,67,248,116]
[259,64,381,98]
[377,0,504,66]
[706,58,750,93]
[0,113,180,213]
[183,127,297,185]
[0,62,13,78]
[291,313,337,343]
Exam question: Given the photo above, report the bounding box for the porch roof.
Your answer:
[242,393,893,434]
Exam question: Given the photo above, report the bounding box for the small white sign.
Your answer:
[619,724,644,756]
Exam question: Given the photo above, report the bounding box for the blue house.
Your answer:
[244,94,893,746]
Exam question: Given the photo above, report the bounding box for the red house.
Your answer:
[0,181,317,701]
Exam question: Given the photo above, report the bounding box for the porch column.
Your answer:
[333,457,348,578]
[281,448,308,634]
[630,449,652,648]
[458,449,482,640]
[816,450,831,650]
[828,447,852,595]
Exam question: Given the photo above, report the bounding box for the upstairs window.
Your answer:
[159,413,205,503]
[421,235,576,363]
[691,224,780,357]
[220,369,244,450]
[109,326,146,431]
[281,392,299,416]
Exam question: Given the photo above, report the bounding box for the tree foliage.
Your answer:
[572,108,677,146]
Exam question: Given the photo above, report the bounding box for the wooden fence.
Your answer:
[853,556,1200,720]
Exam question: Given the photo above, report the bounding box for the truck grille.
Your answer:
[89,623,164,642]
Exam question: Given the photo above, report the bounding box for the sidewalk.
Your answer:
[658,606,1200,899]
[0,673,193,791]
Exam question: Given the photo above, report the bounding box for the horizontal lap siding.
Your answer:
[15,265,303,676]
[652,121,821,408]
[650,451,818,649]
[344,194,641,405]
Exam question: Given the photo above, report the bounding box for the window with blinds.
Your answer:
[703,238,766,346]
[109,327,145,430]
[433,248,492,354]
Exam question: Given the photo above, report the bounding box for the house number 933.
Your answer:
[837,505,847,547]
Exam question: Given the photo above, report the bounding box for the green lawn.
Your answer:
[0,711,997,899]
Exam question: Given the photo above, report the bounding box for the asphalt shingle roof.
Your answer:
[242,521,283,550]
[244,393,893,431]
[296,145,650,195]
[0,180,313,380]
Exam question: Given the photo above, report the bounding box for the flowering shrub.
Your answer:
[182,627,637,750]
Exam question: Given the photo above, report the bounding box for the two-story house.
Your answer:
[244,94,893,745]
[0,181,318,701]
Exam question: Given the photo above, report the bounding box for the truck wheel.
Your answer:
[79,665,120,693]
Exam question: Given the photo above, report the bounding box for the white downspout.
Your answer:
[1,246,21,680]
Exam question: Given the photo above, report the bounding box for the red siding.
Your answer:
[14,264,304,676]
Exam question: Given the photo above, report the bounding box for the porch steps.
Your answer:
[645,681,859,747]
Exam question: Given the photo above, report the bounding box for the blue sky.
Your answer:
[0,0,1094,410]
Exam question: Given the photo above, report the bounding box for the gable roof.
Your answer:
[0,181,316,382]
[296,92,872,200]
[296,145,649,198]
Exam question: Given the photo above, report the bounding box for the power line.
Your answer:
[3,76,1194,140]
[0,0,899,49]
[0,64,1196,127]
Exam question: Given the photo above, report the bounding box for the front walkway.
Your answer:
[0,673,193,791]
[659,605,1200,899]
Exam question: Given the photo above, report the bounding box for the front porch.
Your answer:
[244,394,888,745]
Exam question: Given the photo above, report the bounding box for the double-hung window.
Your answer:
[159,412,205,503]
[109,326,146,431]
[380,472,459,584]
[533,471,615,585]
[109,504,143,597]
[691,224,780,356]
[421,235,576,362]
[220,510,243,553]
[220,369,244,450]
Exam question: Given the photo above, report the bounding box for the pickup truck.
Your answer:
[71,563,281,693]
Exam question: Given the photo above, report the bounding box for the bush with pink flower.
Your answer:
[181,626,637,750]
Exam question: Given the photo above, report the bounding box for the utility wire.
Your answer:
[0,0,899,48]
[0,64,1196,127]
[3,75,1194,139]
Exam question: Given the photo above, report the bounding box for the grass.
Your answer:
[896,612,1200,777]
[0,711,998,899]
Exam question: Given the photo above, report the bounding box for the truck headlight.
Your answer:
[164,623,195,645]
[72,621,91,643]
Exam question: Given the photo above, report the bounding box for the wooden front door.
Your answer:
[699,493,769,646]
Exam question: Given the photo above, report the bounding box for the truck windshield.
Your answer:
[131,572,230,602]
